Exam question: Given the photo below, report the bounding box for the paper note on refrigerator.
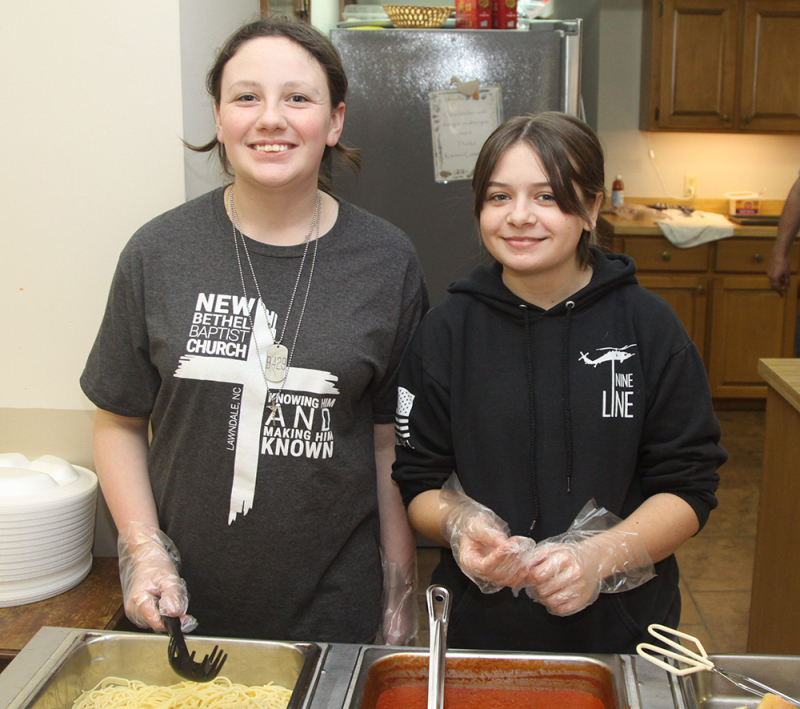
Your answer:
[429,86,503,183]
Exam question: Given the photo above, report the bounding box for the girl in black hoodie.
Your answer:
[392,112,726,653]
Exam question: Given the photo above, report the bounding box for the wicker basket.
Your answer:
[382,5,453,27]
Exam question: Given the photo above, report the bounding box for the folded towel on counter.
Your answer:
[655,210,736,248]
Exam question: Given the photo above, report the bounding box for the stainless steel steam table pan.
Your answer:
[0,627,347,709]
[342,645,662,709]
[674,654,800,709]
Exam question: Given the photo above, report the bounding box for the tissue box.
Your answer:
[726,191,761,216]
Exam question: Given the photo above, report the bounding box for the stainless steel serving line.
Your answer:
[0,627,797,709]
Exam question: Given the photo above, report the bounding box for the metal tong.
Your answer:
[162,615,228,682]
[637,624,800,707]
[426,585,451,709]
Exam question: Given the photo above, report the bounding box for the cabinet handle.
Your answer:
[753,253,764,263]
[723,114,732,122]
[697,285,706,294]
[661,251,672,262]
[743,115,752,123]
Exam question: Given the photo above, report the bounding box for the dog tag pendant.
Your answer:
[264,344,289,383]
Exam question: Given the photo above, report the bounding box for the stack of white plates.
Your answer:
[0,453,98,607]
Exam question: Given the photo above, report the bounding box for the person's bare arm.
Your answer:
[407,488,449,546]
[92,408,158,528]
[608,492,698,564]
[768,175,800,294]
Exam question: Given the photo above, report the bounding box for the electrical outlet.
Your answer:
[684,174,698,199]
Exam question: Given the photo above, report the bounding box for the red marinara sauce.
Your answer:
[375,685,606,709]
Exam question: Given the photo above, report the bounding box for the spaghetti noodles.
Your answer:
[72,676,293,709]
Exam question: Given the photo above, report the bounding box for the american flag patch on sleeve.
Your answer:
[395,387,415,447]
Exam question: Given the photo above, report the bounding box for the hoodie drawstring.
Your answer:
[563,301,575,493]
[521,305,540,533]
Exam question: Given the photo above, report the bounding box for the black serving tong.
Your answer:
[162,615,228,682]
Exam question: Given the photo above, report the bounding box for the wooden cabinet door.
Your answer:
[739,0,800,132]
[708,275,799,397]
[658,0,739,130]
[637,274,709,358]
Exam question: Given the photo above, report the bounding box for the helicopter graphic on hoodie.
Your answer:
[579,345,637,418]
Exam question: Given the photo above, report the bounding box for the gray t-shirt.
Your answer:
[81,188,428,642]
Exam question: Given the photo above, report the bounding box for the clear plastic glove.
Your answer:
[523,500,655,617]
[440,474,534,594]
[117,522,198,633]
[381,557,418,646]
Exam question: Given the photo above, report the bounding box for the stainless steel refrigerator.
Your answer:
[331,23,583,303]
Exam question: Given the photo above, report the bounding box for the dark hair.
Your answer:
[472,112,605,268]
[187,16,360,186]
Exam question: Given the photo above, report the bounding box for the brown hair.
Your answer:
[472,112,605,268]
[187,16,360,186]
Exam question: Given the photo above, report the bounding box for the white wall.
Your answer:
[0,1,260,416]
[181,0,260,200]
[1,2,186,412]
[312,0,342,37]
[0,0,256,554]
[597,0,800,200]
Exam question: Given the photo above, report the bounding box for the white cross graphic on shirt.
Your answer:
[173,301,339,524]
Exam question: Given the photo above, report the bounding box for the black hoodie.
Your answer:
[393,249,726,653]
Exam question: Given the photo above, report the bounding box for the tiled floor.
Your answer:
[414,409,764,653]
[676,409,764,654]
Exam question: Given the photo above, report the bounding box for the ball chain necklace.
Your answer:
[228,186,321,414]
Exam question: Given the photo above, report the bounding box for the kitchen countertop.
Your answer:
[0,557,123,670]
[748,358,800,654]
[758,358,800,414]
[598,211,780,238]
[598,197,783,238]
